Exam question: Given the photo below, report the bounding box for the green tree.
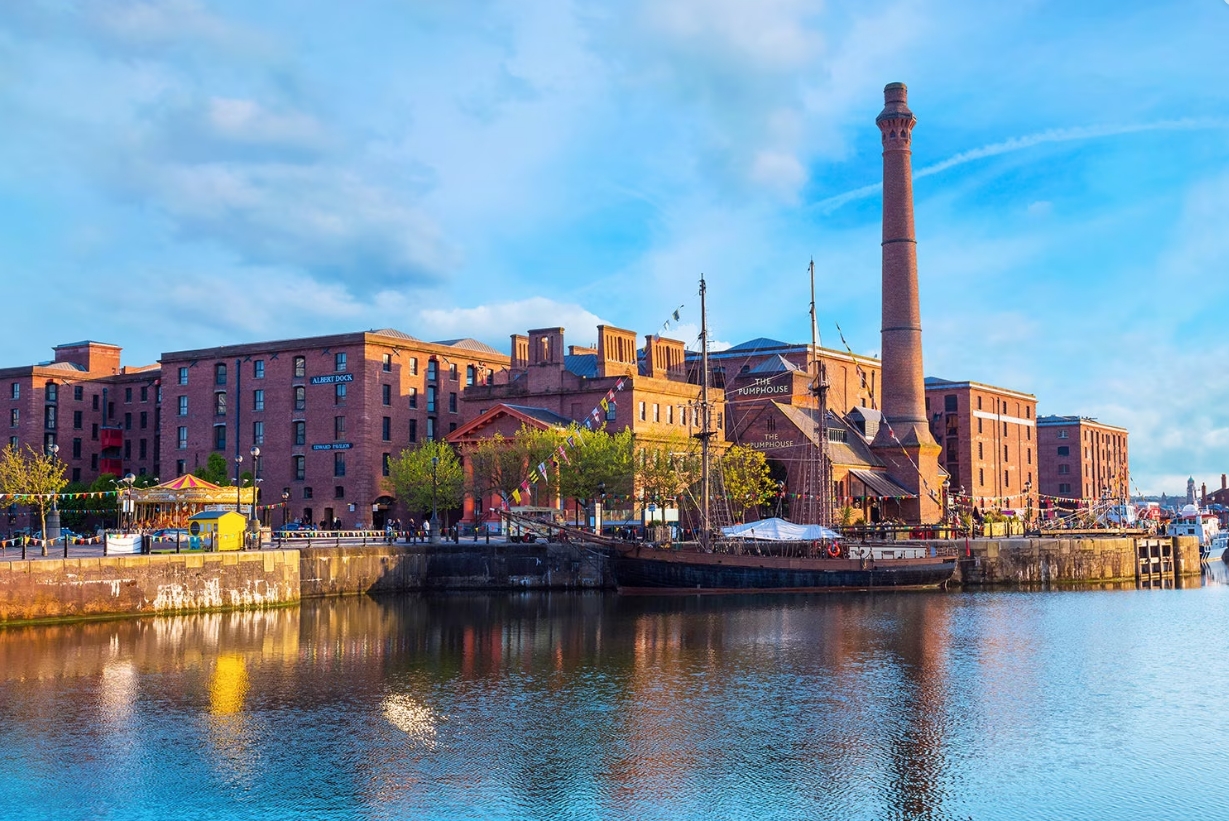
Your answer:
[385,440,464,525]
[513,426,567,507]
[636,434,700,508]
[558,426,634,523]
[0,445,68,555]
[719,445,776,523]
[193,452,232,486]
[466,432,532,511]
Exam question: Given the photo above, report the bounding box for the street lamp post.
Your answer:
[249,446,260,530]
[430,455,439,544]
[120,472,136,531]
[1024,480,1033,532]
[234,454,243,513]
[46,443,61,542]
[281,488,290,527]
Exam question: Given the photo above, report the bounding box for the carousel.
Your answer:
[130,475,257,529]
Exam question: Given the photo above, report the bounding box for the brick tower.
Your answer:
[871,82,942,523]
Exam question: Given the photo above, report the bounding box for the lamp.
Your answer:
[281,488,290,527]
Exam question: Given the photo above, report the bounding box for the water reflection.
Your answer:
[1,590,1229,820]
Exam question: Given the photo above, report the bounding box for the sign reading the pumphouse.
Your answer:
[311,443,353,451]
[310,373,355,385]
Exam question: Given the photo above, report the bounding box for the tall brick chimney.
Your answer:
[870,82,941,524]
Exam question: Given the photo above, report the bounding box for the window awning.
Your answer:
[849,468,916,500]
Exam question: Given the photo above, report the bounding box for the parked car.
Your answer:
[150,528,189,541]
[31,528,80,541]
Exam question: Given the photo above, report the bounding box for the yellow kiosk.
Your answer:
[188,510,248,552]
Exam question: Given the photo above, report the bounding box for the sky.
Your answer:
[0,0,1226,495]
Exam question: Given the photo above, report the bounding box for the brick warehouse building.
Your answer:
[1036,415,1129,512]
[452,324,725,526]
[924,378,1039,516]
[1,341,161,488]
[159,330,508,530]
[724,365,917,525]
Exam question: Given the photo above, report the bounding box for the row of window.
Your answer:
[185,353,486,387]
[937,393,1035,420]
[178,415,461,453]
[973,468,1034,489]
[178,386,459,417]
[13,406,155,432]
[11,382,156,406]
[637,401,701,427]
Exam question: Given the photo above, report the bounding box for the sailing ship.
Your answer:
[606,273,957,593]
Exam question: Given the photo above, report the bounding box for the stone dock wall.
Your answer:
[0,551,300,623]
[298,542,609,598]
[0,535,1204,624]
[927,534,1201,586]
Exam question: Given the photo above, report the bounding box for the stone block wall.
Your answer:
[943,535,1200,586]
[298,543,608,598]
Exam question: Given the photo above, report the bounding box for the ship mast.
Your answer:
[808,260,833,529]
[699,275,712,552]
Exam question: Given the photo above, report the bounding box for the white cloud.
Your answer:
[205,98,329,150]
[749,150,808,200]
[122,161,457,287]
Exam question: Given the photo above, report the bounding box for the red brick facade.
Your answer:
[159,330,508,529]
[1036,415,1129,510]
[0,342,160,487]
[925,378,1038,514]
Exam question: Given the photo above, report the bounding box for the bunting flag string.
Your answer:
[0,490,120,502]
[503,378,627,509]
[654,305,685,339]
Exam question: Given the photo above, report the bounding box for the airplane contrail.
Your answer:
[811,118,1226,214]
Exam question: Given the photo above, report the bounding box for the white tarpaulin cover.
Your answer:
[721,518,839,541]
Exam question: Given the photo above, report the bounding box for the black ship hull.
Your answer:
[607,545,956,593]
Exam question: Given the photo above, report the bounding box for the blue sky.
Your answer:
[1,0,1226,494]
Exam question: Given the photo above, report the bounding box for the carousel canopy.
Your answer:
[133,474,256,505]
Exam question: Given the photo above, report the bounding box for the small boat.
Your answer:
[1208,532,1228,563]
[1165,504,1223,561]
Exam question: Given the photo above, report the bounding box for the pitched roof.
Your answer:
[747,354,802,375]
[724,337,791,353]
[445,403,575,444]
[503,404,575,426]
[564,353,598,378]
[370,328,420,341]
[775,403,883,469]
[435,338,503,355]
